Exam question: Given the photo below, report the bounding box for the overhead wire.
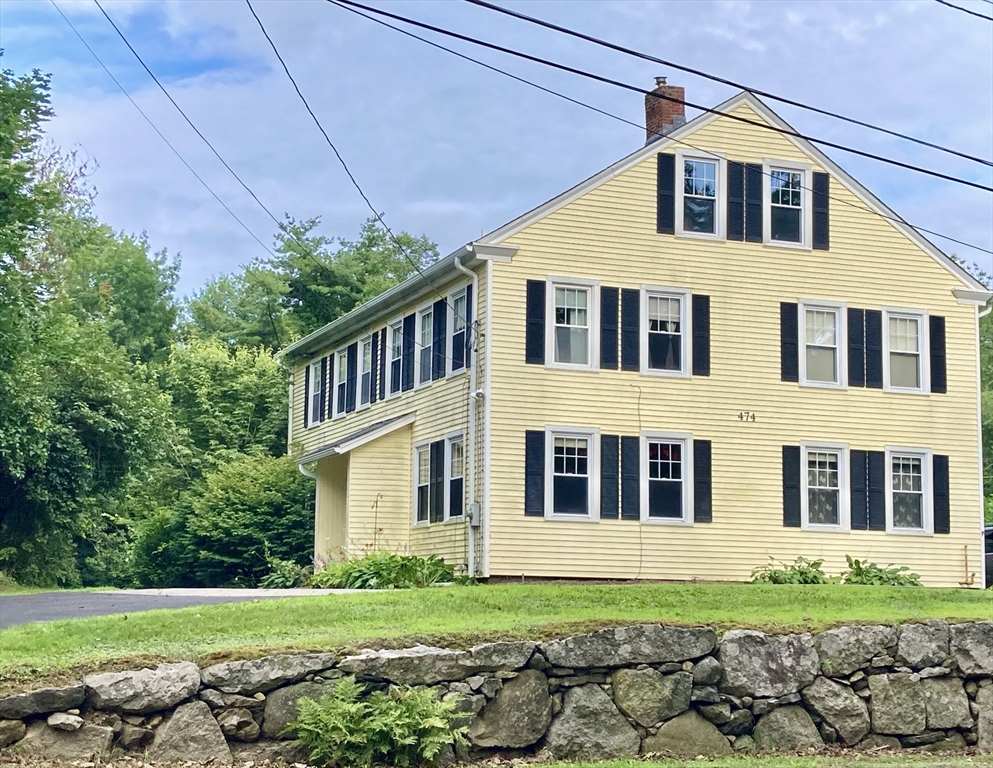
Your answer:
[933,0,993,21]
[331,0,993,194]
[463,0,993,168]
[329,0,993,258]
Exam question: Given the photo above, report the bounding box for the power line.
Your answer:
[464,0,993,168]
[332,0,993,194]
[330,0,993,258]
[934,0,993,21]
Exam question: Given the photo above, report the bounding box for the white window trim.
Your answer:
[415,303,434,390]
[885,446,933,536]
[358,334,373,411]
[447,285,470,377]
[544,425,600,521]
[639,431,694,525]
[306,356,325,428]
[332,347,348,419]
[444,430,466,523]
[639,285,692,378]
[762,158,813,250]
[883,307,930,395]
[386,317,403,400]
[800,441,850,532]
[546,277,599,372]
[798,300,847,390]
[412,440,431,528]
[674,149,726,241]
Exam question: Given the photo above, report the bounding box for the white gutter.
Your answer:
[299,463,318,480]
[454,252,479,576]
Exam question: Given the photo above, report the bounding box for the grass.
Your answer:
[0,582,990,692]
[551,759,991,767]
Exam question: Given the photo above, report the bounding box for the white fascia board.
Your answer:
[953,288,993,306]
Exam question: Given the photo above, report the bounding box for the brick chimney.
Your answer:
[645,77,685,144]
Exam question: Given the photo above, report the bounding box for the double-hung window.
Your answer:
[547,280,596,369]
[446,435,464,519]
[359,335,373,407]
[641,288,689,376]
[640,432,692,523]
[334,350,347,417]
[764,161,810,247]
[884,310,927,393]
[449,289,468,374]
[308,360,324,427]
[417,307,433,385]
[545,427,599,518]
[389,320,403,396]
[799,302,844,387]
[415,444,430,524]
[681,158,718,235]
[801,443,849,530]
[886,448,931,534]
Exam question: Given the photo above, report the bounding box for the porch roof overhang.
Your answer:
[296,412,415,465]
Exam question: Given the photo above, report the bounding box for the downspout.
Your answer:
[299,463,318,480]
[454,252,479,576]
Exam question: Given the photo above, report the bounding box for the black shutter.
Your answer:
[600,435,619,520]
[432,298,446,380]
[929,316,947,394]
[694,439,712,523]
[369,334,379,404]
[868,450,886,530]
[319,356,329,421]
[524,431,545,516]
[303,364,310,428]
[780,302,799,382]
[782,446,801,527]
[850,450,868,530]
[692,294,710,376]
[525,280,546,365]
[621,436,640,520]
[848,308,866,387]
[657,153,675,234]
[727,161,745,241]
[621,289,640,371]
[465,285,473,368]
[429,439,445,523]
[933,454,950,534]
[401,313,415,391]
[745,163,763,243]
[812,172,830,250]
[865,310,883,389]
[345,342,358,413]
[378,329,387,399]
[326,354,335,420]
[600,287,619,370]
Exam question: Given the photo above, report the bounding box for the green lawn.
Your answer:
[1,583,990,692]
[553,758,989,768]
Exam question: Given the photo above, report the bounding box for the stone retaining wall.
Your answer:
[1,621,990,763]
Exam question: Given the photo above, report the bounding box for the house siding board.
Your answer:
[480,101,981,586]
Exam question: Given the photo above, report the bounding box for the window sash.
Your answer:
[647,440,683,519]
[888,315,922,390]
[389,323,403,394]
[647,294,683,372]
[335,353,347,415]
[359,338,372,406]
[770,169,803,243]
[551,435,589,515]
[553,286,591,366]
[309,363,323,423]
[682,159,717,234]
[891,454,925,530]
[418,309,433,384]
[803,308,839,384]
[415,446,430,523]
[447,437,464,519]
[805,449,841,527]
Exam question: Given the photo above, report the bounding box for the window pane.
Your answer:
[361,340,372,372]
[889,317,919,352]
[684,160,716,198]
[391,326,403,359]
[806,347,837,383]
[648,480,682,518]
[808,489,840,525]
[649,296,681,333]
[648,333,681,371]
[453,294,466,333]
[417,486,429,522]
[890,352,920,388]
[893,493,923,529]
[553,476,588,514]
[449,477,464,517]
[419,347,431,382]
[805,310,837,346]
[555,327,589,365]
[420,312,432,346]
[450,440,464,478]
[683,197,715,233]
[771,206,801,242]
[417,449,430,485]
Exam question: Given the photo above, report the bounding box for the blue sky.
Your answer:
[3,0,991,294]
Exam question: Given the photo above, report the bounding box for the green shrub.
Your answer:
[290,676,466,768]
[751,556,829,585]
[259,545,312,588]
[310,552,454,590]
[841,555,922,586]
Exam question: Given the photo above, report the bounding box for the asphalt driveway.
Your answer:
[0,588,348,629]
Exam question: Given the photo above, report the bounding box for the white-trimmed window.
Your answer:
[417,307,433,385]
[544,427,599,519]
[640,432,693,524]
[676,152,723,238]
[641,288,690,376]
[763,160,811,248]
[799,302,845,387]
[547,279,597,370]
[414,444,430,524]
[388,320,403,396]
[886,448,932,535]
[448,289,468,375]
[446,434,465,519]
[801,442,849,530]
[884,310,928,393]
[307,359,324,427]
[333,349,348,417]
[359,335,373,407]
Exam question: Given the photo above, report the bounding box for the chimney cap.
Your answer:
[655,76,668,87]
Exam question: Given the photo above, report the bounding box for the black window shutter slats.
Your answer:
[780,302,799,382]
[865,310,883,389]
[303,364,310,427]
[867,450,886,530]
[429,440,445,523]
[812,171,830,250]
[850,450,868,530]
[727,161,745,241]
[369,334,379,404]
[848,308,866,387]
[600,435,619,520]
[929,315,947,394]
[432,298,447,380]
[933,454,950,534]
[378,329,387,399]
[693,439,713,523]
[319,356,328,421]
[600,287,619,370]
[621,289,640,371]
[782,445,801,527]
[465,285,473,368]
[657,153,675,235]
[525,280,546,365]
[745,163,763,242]
[345,342,358,413]
[621,436,640,520]
[692,294,711,376]
[524,431,545,516]
[401,313,416,391]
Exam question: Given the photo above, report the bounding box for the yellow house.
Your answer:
[279,84,991,588]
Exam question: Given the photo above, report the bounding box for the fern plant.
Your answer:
[750,556,829,584]
[841,555,922,586]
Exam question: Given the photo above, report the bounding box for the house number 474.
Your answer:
[738,411,757,422]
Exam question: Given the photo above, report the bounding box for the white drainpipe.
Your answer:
[454,251,480,576]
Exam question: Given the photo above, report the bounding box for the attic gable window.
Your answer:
[683,159,716,233]
[763,161,811,248]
